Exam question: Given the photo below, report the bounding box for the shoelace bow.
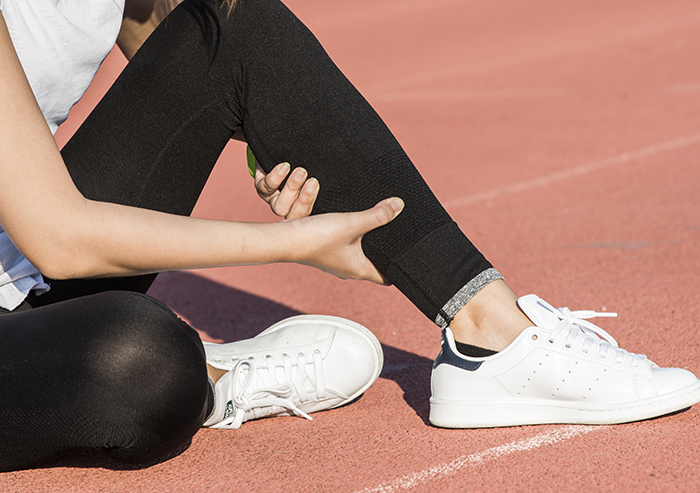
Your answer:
[210,350,332,429]
[548,307,647,367]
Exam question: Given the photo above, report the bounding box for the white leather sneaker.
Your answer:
[202,315,383,429]
[430,294,700,428]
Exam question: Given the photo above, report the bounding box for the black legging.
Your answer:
[47,0,493,321]
[1,0,493,471]
[0,292,209,471]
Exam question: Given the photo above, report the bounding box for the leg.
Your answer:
[0,292,209,471]
[449,279,531,352]
[51,0,505,339]
[45,0,700,429]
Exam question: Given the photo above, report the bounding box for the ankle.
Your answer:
[207,364,228,384]
[448,280,533,352]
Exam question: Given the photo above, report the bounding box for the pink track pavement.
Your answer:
[4,0,700,490]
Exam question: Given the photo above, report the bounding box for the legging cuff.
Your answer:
[434,268,504,328]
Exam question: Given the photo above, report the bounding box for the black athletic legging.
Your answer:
[0,0,495,471]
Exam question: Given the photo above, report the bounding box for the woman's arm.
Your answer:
[0,14,402,284]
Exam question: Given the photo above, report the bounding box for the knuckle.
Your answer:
[374,206,391,224]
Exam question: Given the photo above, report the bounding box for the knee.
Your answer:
[76,292,209,462]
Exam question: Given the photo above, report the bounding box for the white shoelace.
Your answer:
[210,350,332,429]
[547,307,647,368]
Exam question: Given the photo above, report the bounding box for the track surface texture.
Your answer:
[5,0,700,491]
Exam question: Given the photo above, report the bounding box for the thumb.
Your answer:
[366,197,404,229]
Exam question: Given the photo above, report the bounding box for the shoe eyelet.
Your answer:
[531,334,538,341]
[313,348,322,355]
[547,339,555,345]
[564,344,572,349]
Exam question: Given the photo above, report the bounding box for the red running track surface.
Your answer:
[5,0,700,491]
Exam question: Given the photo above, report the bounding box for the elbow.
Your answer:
[34,260,75,281]
[5,199,112,280]
[22,234,100,281]
[28,248,84,281]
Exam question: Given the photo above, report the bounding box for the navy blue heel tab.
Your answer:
[433,329,483,371]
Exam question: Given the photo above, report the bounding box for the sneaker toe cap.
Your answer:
[652,367,699,396]
[324,324,383,401]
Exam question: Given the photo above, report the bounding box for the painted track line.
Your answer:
[355,425,600,493]
[445,132,700,209]
[363,17,700,92]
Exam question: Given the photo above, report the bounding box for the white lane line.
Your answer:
[362,17,700,93]
[666,83,700,93]
[444,132,700,209]
[355,425,599,493]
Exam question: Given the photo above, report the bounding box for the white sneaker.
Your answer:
[429,294,700,428]
[202,315,383,429]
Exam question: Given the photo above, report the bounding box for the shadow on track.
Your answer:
[150,271,433,424]
[37,270,432,472]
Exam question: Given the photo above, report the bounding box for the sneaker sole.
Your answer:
[429,379,700,428]
[256,314,384,410]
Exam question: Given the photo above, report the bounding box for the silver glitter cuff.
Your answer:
[434,268,504,328]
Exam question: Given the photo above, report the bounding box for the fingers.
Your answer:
[254,162,290,199]
[286,177,319,220]
[271,167,311,217]
[254,163,320,219]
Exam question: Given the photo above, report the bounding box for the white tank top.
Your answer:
[0,0,125,309]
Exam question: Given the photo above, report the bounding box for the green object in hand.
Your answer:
[246,145,257,178]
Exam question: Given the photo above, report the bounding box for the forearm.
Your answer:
[30,199,301,280]
[34,195,401,284]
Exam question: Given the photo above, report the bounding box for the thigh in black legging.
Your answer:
[55,0,492,323]
[0,292,209,472]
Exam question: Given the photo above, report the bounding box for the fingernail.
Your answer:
[277,163,290,175]
[292,168,307,182]
[388,198,404,213]
[305,178,319,192]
